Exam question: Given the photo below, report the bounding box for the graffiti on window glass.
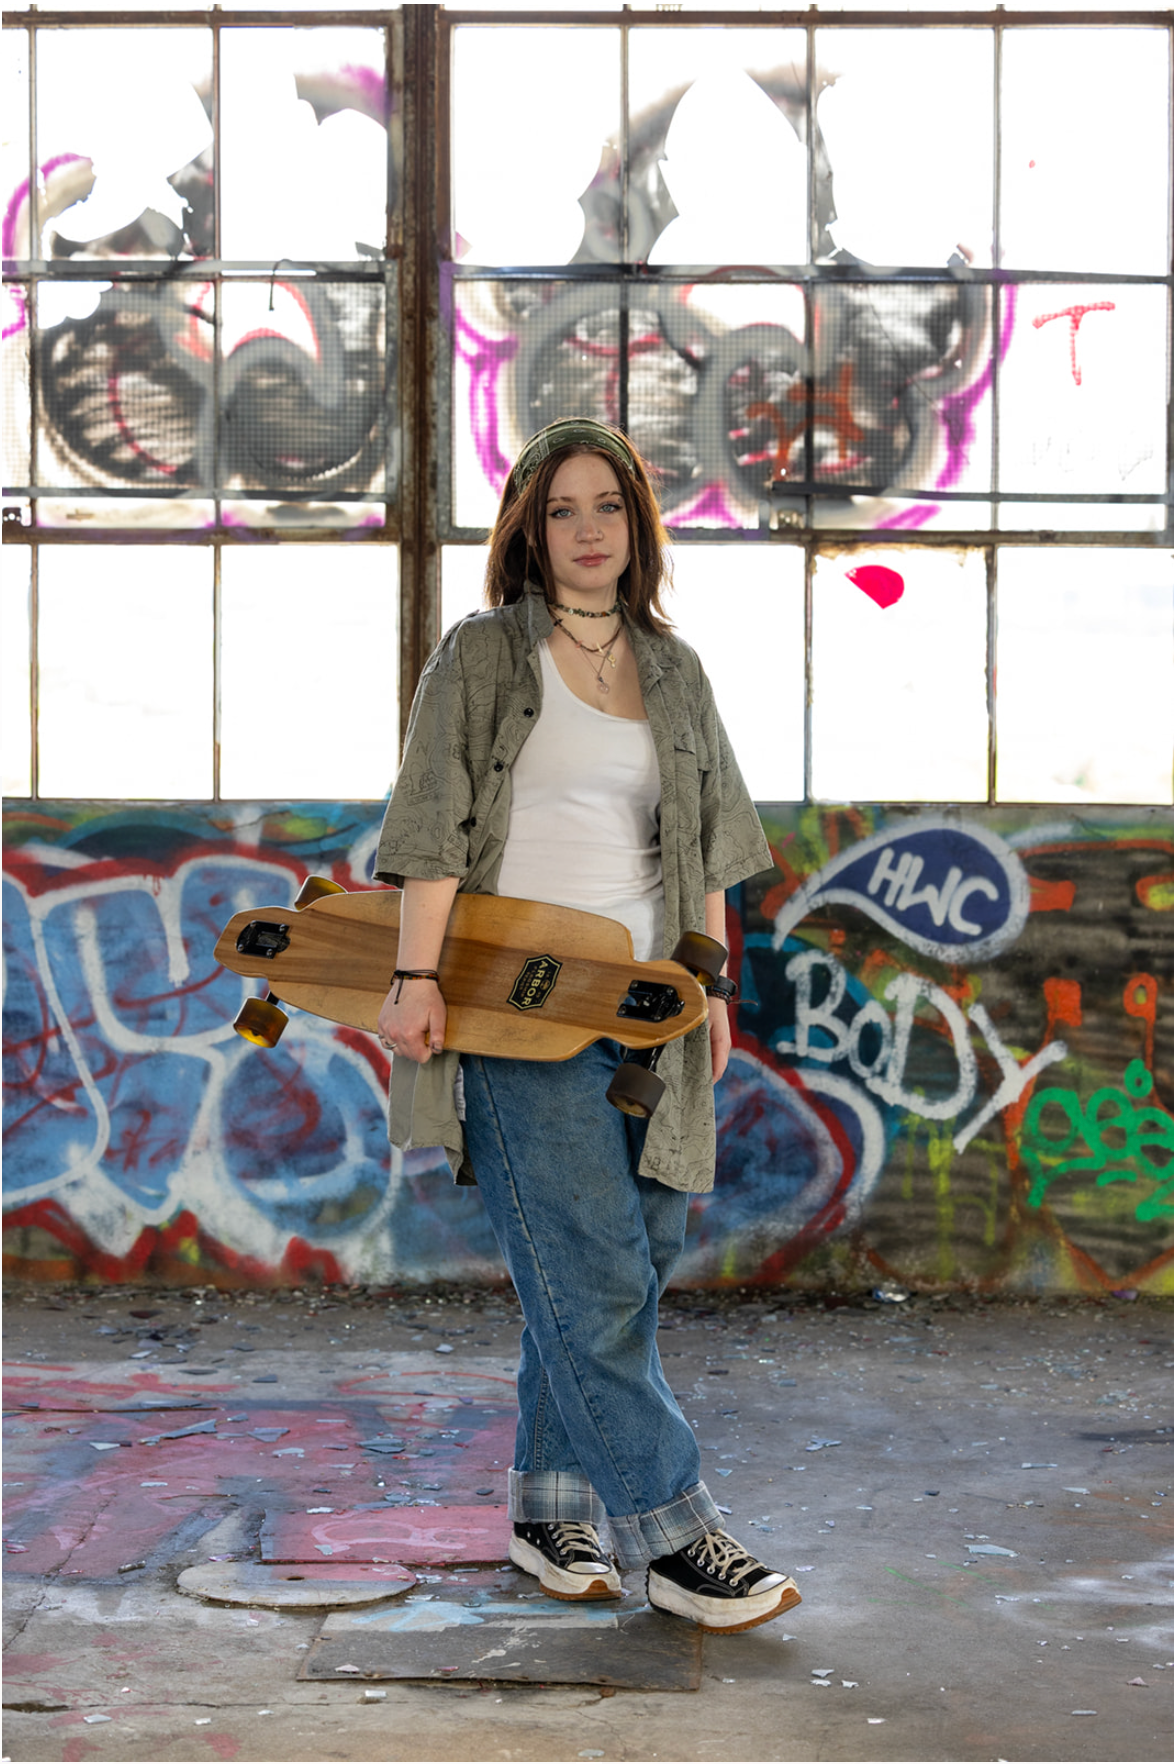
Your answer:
[452,29,1166,533]
[1,29,392,513]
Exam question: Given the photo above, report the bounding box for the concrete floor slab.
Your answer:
[3,1285,1171,1761]
[261,1505,513,1567]
[305,1582,703,1690]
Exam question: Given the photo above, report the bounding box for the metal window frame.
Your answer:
[438,9,1172,547]
[2,8,410,798]
[3,11,403,539]
[3,3,1172,804]
[437,5,1173,810]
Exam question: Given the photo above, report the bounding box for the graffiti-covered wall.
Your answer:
[3,801,1171,1295]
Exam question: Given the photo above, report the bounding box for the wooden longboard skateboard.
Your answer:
[214,883,724,1066]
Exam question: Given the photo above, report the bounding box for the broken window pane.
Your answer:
[451,272,1001,535]
[27,277,387,523]
[218,279,387,503]
[811,547,989,803]
[38,547,211,799]
[997,282,1168,533]
[1,546,31,797]
[1001,27,1169,276]
[2,283,31,493]
[627,283,805,532]
[451,28,618,267]
[631,28,808,267]
[34,29,212,261]
[31,280,214,527]
[814,30,994,269]
[668,545,805,803]
[995,548,1173,804]
[219,547,396,801]
[453,280,621,528]
[220,28,388,262]
[806,280,994,531]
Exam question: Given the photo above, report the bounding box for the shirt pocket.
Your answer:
[671,724,709,836]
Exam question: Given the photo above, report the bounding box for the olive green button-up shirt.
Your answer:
[373,585,773,1193]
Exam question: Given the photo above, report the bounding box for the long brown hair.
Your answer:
[484,432,673,635]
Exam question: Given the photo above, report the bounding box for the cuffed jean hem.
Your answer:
[508,1469,606,1527]
[604,1480,724,1570]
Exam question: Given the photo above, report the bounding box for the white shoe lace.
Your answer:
[550,1521,609,1567]
[688,1529,764,1587]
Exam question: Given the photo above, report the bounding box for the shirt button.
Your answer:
[493,760,504,772]
[523,708,534,718]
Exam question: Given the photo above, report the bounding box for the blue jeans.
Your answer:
[460,1040,723,1569]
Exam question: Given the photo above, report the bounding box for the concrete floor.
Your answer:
[2,1283,1171,1764]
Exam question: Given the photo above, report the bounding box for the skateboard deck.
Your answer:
[214,889,711,1062]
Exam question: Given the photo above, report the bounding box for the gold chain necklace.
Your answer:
[551,616,623,695]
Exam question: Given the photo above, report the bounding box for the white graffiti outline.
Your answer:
[772,815,1031,966]
[4,847,406,1280]
[770,819,1067,1157]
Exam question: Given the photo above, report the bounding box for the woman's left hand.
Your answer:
[708,997,732,1085]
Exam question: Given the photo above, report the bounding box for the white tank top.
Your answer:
[496,641,665,961]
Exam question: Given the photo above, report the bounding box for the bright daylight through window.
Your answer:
[3,7,1172,807]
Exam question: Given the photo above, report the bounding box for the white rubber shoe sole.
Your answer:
[647,1570,802,1634]
[508,1532,623,1601]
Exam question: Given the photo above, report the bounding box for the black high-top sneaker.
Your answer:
[647,1529,802,1633]
[508,1521,623,1600]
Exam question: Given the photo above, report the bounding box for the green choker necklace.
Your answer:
[552,600,620,619]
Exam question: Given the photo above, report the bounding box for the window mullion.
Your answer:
[212,545,222,802]
[28,539,39,802]
[991,18,1003,536]
[211,21,223,524]
[986,543,997,805]
[803,541,814,804]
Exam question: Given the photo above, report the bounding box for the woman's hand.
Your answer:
[707,996,732,1085]
[376,875,459,1064]
[377,977,446,1064]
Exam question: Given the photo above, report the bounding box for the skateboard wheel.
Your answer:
[294,874,347,911]
[669,931,728,987]
[606,1062,666,1120]
[233,996,289,1048]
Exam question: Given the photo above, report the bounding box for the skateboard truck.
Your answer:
[606,931,729,1119]
[231,924,293,1043]
[235,920,291,959]
[229,882,347,1047]
[616,979,685,1024]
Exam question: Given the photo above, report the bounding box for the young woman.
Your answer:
[372,417,800,1634]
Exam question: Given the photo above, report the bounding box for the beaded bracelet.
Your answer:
[389,968,441,1002]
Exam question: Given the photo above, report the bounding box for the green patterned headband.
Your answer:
[510,418,638,493]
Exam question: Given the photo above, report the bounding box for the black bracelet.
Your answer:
[705,975,738,1002]
[390,968,441,1002]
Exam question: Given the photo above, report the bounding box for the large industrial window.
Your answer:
[3,5,1172,808]
[1,7,402,801]
[441,7,1173,807]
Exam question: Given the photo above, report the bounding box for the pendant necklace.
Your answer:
[551,614,623,695]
